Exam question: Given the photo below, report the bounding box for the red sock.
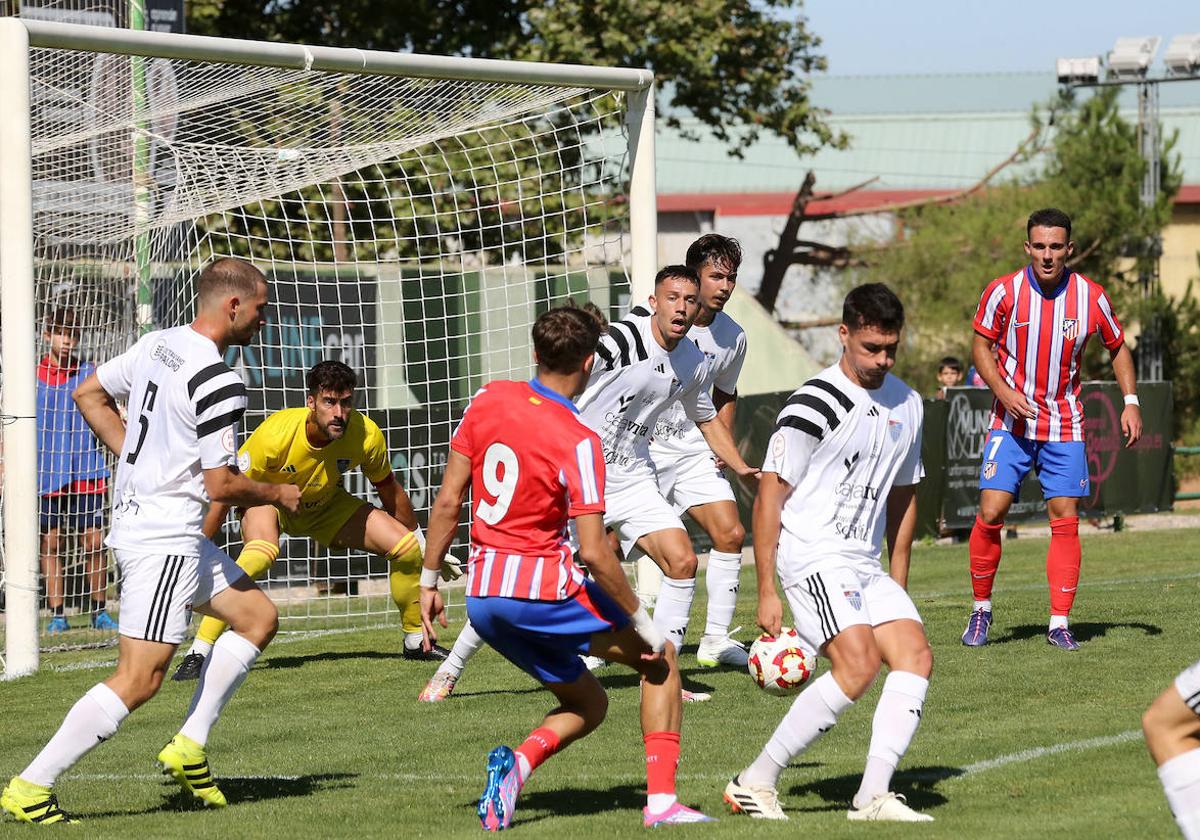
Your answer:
[1047,517,1081,617]
[969,515,1004,600]
[644,731,681,797]
[515,727,560,782]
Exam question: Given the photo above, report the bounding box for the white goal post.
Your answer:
[0,16,658,678]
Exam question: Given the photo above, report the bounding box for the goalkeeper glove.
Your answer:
[440,553,465,582]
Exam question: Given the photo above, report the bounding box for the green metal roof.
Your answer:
[656,72,1200,194]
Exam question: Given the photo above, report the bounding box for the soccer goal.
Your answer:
[0,16,658,677]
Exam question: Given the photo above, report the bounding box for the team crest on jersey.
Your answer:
[1062,318,1079,341]
[843,589,862,610]
[336,458,351,474]
[237,451,251,472]
[983,460,998,480]
[887,419,903,440]
[221,427,236,454]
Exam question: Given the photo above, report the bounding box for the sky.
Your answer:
[805,0,1199,76]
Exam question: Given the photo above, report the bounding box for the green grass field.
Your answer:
[3,526,1198,838]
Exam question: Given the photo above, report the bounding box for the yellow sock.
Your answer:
[195,540,279,646]
[386,532,423,635]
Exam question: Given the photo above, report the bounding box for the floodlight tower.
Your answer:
[1057,35,1200,382]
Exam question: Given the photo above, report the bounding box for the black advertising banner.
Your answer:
[937,384,1174,530]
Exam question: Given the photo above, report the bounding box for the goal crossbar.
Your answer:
[21,19,655,91]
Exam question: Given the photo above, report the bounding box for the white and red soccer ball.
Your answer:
[747,627,816,695]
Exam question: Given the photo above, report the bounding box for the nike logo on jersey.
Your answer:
[1013,321,1031,328]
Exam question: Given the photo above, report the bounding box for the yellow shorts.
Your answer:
[277,488,368,547]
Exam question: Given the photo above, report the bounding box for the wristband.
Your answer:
[630,605,666,653]
[1123,394,1140,407]
[419,567,440,589]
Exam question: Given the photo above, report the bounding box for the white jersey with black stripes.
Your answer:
[761,362,924,585]
[576,306,716,490]
[96,325,247,555]
[650,309,747,458]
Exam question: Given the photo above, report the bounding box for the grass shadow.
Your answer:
[260,651,405,670]
[784,765,960,814]
[480,782,671,827]
[988,621,1161,645]
[86,773,358,819]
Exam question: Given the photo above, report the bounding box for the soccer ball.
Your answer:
[747,627,815,695]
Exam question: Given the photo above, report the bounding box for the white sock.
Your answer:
[515,751,533,785]
[636,555,663,609]
[703,551,741,638]
[853,671,929,808]
[646,793,677,814]
[404,631,425,650]
[188,638,215,658]
[742,672,853,787]
[1049,615,1069,631]
[179,632,260,746]
[973,599,992,612]
[444,621,486,677]
[22,683,129,788]
[1160,748,1200,840]
[652,576,696,653]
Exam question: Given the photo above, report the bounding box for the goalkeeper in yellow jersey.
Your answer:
[171,360,456,681]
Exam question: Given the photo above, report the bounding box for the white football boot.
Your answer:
[847,792,933,822]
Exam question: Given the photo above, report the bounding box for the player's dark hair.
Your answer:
[43,307,79,333]
[842,283,905,332]
[1027,208,1072,239]
[685,234,742,274]
[938,356,962,372]
[197,257,266,306]
[532,304,601,375]
[307,360,357,396]
[654,264,700,287]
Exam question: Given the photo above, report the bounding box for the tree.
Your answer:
[856,87,1182,396]
[187,0,845,159]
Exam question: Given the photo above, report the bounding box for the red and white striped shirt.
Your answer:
[973,266,1124,442]
[451,379,605,601]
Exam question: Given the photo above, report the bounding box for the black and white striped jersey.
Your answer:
[96,326,247,554]
[762,362,924,580]
[650,309,747,458]
[577,306,716,488]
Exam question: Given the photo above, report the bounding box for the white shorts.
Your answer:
[1174,659,1200,716]
[115,538,244,644]
[604,476,686,560]
[655,451,736,514]
[783,565,923,654]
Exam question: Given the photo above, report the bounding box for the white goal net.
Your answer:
[1,18,656,675]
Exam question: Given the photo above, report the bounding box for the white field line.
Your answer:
[954,729,1142,778]
[43,624,399,674]
[914,570,1200,600]
[40,569,1197,674]
[68,730,1145,786]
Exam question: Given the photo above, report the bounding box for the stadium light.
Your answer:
[1056,56,1101,85]
[1164,33,1200,77]
[1107,36,1162,79]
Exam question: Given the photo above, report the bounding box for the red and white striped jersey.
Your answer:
[451,378,605,601]
[973,266,1124,442]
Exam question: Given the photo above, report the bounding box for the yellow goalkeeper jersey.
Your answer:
[236,407,393,514]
